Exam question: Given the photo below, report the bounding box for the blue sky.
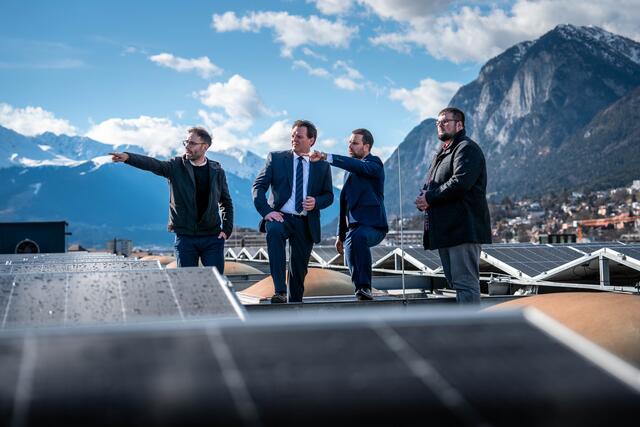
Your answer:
[1,0,638,160]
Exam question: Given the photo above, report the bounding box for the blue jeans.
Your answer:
[174,234,225,274]
[343,225,386,290]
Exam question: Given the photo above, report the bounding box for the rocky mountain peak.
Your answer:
[384,24,640,216]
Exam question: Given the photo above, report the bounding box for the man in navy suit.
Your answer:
[307,128,387,300]
[253,120,334,303]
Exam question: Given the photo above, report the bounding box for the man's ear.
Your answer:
[310,138,316,147]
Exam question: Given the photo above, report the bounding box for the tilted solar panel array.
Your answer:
[482,245,585,277]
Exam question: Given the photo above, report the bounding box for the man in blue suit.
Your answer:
[307,128,387,300]
[253,120,334,303]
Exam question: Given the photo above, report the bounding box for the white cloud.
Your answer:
[333,76,364,91]
[0,103,78,136]
[302,47,328,61]
[389,78,462,120]
[359,0,445,22]
[196,110,253,151]
[308,0,354,15]
[369,0,640,63]
[257,120,293,151]
[211,11,357,57]
[86,116,186,157]
[333,60,363,79]
[149,52,223,78]
[332,60,365,91]
[196,74,270,130]
[293,60,331,78]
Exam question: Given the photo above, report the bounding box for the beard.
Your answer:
[438,132,454,141]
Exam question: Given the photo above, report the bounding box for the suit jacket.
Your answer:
[422,129,492,250]
[252,150,333,243]
[333,153,388,242]
[125,153,233,237]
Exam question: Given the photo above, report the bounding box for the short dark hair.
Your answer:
[188,126,212,145]
[352,128,374,148]
[292,119,317,141]
[438,107,465,126]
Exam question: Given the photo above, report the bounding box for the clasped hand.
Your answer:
[415,192,429,211]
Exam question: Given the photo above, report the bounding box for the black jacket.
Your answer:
[422,130,491,249]
[125,153,233,237]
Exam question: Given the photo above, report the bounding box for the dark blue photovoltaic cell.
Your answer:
[482,246,584,277]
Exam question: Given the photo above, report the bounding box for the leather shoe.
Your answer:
[355,288,374,301]
[270,293,287,304]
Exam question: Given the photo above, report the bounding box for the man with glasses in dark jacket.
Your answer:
[110,127,233,273]
[415,108,491,303]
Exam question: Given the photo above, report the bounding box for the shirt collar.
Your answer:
[293,152,309,163]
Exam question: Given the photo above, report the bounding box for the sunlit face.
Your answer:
[348,133,369,159]
[436,113,461,142]
[184,132,209,161]
[291,125,315,154]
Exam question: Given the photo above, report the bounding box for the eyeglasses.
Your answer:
[435,119,458,127]
[182,139,206,147]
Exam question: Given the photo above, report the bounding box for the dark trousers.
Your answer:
[265,214,313,302]
[174,234,225,274]
[343,225,386,291]
[438,243,481,304]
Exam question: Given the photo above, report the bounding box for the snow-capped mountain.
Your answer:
[0,124,267,180]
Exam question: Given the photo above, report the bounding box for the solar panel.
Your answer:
[482,246,584,277]
[370,246,394,263]
[400,248,442,270]
[244,247,262,259]
[3,260,161,274]
[0,253,121,263]
[613,246,640,263]
[0,309,636,426]
[311,246,340,264]
[0,267,245,330]
[554,243,628,254]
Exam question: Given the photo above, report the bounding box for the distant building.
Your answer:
[106,239,133,257]
[383,230,423,246]
[0,221,69,254]
[539,234,577,244]
[631,180,640,191]
[225,230,266,248]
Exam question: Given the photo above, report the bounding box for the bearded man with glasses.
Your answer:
[110,127,233,272]
[415,107,491,304]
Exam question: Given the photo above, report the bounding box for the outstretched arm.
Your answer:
[306,151,383,178]
[111,152,173,178]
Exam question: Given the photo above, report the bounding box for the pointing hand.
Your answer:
[110,152,129,163]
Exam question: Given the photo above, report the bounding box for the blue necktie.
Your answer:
[295,157,304,213]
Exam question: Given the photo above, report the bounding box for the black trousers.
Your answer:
[265,214,313,302]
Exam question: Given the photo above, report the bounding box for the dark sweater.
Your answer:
[192,161,210,221]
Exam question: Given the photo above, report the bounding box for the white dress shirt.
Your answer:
[280,152,310,215]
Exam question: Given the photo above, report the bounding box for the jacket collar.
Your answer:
[440,129,466,155]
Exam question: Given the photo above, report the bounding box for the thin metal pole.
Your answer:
[397,146,407,303]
